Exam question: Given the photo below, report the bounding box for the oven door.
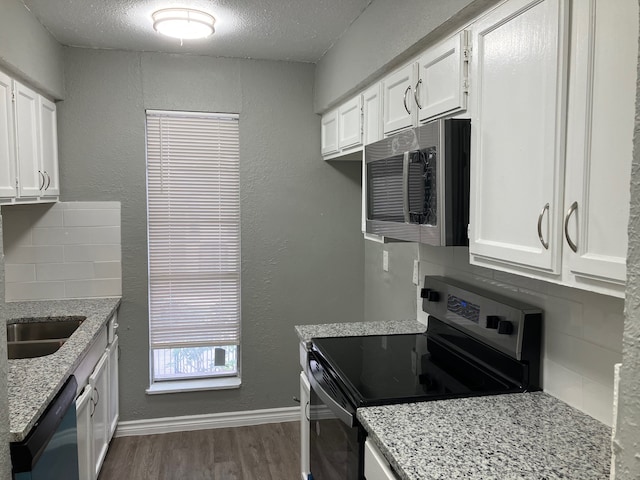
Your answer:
[308,352,365,480]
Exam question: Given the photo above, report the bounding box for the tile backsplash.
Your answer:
[418,245,624,427]
[2,202,121,301]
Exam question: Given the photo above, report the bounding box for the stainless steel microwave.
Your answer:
[364,118,471,245]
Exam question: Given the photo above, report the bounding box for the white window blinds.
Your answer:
[146,110,240,349]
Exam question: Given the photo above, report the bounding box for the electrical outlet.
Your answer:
[383,250,389,272]
[412,260,419,285]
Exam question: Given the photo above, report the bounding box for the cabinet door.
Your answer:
[321,110,339,156]
[14,81,41,197]
[364,439,397,480]
[362,84,383,146]
[563,0,638,290]
[300,372,310,480]
[338,96,362,150]
[0,72,16,198]
[469,0,568,273]
[89,352,109,479]
[417,31,468,123]
[76,384,95,480]
[383,63,417,134]
[107,335,119,440]
[38,96,59,196]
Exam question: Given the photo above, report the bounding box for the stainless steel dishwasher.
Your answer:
[10,376,79,480]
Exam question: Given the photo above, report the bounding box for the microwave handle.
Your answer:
[402,151,410,223]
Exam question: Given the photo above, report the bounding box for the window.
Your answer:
[145,110,240,391]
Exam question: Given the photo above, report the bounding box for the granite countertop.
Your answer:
[358,392,612,480]
[295,319,426,345]
[3,297,121,442]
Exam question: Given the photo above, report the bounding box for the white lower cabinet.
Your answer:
[107,335,119,440]
[364,439,398,480]
[90,352,109,479]
[300,371,310,480]
[76,385,94,480]
[75,317,119,480]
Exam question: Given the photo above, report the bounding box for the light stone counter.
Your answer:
[358,392,611,480]
[295,319,426,345]
[2,298,121,442]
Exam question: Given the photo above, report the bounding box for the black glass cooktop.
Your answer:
[310,319,524,408]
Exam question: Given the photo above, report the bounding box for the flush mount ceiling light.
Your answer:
[152,8,215,40]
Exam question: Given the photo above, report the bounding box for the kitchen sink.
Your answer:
[8,340,67,360]
[6,317,86,359]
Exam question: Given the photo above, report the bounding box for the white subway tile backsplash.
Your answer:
[9,246,64,264]
[93,261,121,279]
[3,201,122,301]
[582,296,625,351]
[65,279,122,298]
[63,208,120,227]
[543,358,583,409]
[583,378,615,426]
[6,281,65,301]
[63,245,121,262]
[62,201,120,210]
[36,262,95,281]
[5,264,35,282]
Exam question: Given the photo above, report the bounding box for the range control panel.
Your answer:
[421,276,542,361]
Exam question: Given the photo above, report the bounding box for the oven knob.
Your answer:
[427,290,440,302]
[420,288,440,302]
[486,315,500,329]
[497,320,513,335]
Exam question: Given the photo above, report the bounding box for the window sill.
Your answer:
[146,377,241,395]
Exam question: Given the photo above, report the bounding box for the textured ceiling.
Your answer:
[22,0,372,62]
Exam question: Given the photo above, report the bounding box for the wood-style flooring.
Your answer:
[98,421,300,480]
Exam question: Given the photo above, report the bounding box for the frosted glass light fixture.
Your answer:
[152,8,215,40]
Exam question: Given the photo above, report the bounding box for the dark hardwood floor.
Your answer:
[98,421,301,480]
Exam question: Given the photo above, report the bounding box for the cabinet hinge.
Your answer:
[11,91,15,103]
[462,79,470,93]
[463,46,472,62]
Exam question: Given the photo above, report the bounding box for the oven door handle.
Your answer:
[307,357,356,427]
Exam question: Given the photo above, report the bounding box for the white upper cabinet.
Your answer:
[362,83,383,146]
[15,80,42,198]
[469,0,568,273]
[0,71,16,198]
[417,31,469,123]
[39,96,59,196]
[338,95,362,150]
[1,73,60,203]
[382,63,417,135]
[321,109,339,156]
[562,0,638,292]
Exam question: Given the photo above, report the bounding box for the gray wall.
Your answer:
[0,0,64,99]
[0,213,10,480]
[614,5,640,472]
[58,47,364,421]
[364,242,417,323]
[314,0,500,111]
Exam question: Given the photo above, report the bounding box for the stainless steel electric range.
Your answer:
[307,276,542,480]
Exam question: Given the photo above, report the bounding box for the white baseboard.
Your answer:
[114,406,300,438]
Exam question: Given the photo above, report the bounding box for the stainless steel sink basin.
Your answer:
[8,340,67,359]
[6,317,85,342]
[6,317,86,359]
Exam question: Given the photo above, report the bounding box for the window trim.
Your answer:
[145,109,241,391]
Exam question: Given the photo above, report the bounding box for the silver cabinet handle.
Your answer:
[564,201,578,253]
[537,203,549,250]
[403,85,412,114]
[414,79,423,109]
[44,171,51,190]
[38,171,45,191]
